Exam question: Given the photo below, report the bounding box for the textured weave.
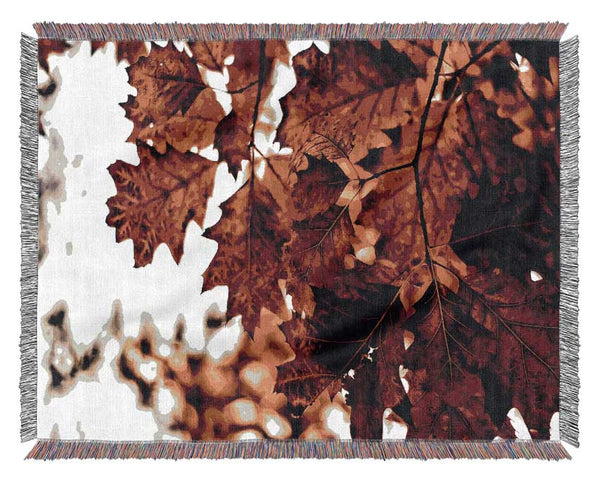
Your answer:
[21,23,578,459]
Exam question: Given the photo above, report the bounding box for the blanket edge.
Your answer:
[20,33,39,443]
[559,36,580,448]
[25,439,571,460]
[20,25,580,459]
[32,22,567,41]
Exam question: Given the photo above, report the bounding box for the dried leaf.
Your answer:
[106,142,217,267]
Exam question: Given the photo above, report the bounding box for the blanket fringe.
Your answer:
[559,36,580,448]
[33,22,567,41]
[20,33,38,443]
[26,439,571,460]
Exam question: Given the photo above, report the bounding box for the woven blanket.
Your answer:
[20,22,579,460]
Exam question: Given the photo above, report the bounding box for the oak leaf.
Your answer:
[106,142,218,267]
[202,167,291,334]
[121,42,225,155]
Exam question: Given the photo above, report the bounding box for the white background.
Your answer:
[1,0,598,477]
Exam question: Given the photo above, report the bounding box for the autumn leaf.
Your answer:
[188,41,236,72]
[276,40,560,439]
[104,38,561,440]
[276,285,399,413]
[202,166,291,335]
[106,142,218,267]
[278,40,427,167]
[121,42,225,155]
[213,40,290,173]
[287,115,359,220]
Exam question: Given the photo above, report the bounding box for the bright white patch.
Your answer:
[172,41,186,53]
[146,139,153,147]
[158,343,171,357]
[139,361,157,381]
[206,315,243,361]
[287,40,314,57]
[157,387,176,416]
[199,144,219,161]
[530,270,543,282]
[324,406,351,439]
[287,40,330,57]
[203,162,246,229]
[182,42,194,58]
[314,41,330,54]
[252,59,297,157]
[263,415,285,437]
[224,54,235,66]
[285,294,294,313]
[550,412,560,440]
[347,369,356,379]
[507,407,532,440]
[355,246,375,265]
[236,430,261,440]
[39,67,50,85]
[203,68,232,115]
[398,365,410,393]
[255,158,267,179]
[340,388,349,402]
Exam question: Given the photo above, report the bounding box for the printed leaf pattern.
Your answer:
[201,166,292,334]
[121,42,226,155]
[106,142,218,267]
[105,39,560,440]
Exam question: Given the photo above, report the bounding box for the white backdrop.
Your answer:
[2,0,598,477]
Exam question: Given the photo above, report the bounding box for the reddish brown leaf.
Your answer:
[188,41,235,72]
[202,167,291,335]
[276,285,399,414]
[121,42,225,154]
[279,41,427,166]
[276,40,559,441]
[104,39,561,441]
[213,40,289,173]
[289,154,349,220]
[106,142,218,267]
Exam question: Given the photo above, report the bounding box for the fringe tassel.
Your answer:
[33,22,567,41]
[20,34,38,443]
[26,439,571,460]
[559,36,580,448]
